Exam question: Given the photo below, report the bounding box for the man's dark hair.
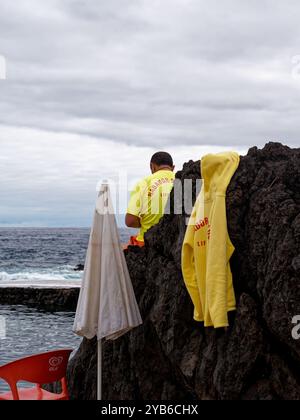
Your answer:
[151,151,173,167]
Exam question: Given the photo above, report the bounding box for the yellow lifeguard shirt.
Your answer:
[127,170,175,242]
[181,152,240,328]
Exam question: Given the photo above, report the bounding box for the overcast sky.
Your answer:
[0,0,299,227]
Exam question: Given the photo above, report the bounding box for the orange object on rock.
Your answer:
[126,235,145,249]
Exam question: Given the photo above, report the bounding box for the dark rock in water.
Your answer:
[68,142,300,400]
[0,287,79,312]
[74,264,84,272]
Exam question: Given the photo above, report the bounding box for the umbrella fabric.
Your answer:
[73,184,142,341]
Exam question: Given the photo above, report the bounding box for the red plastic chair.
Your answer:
[0,349,73,400]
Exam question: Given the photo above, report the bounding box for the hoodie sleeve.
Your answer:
[181,207,203,322]
[205,197,230,328]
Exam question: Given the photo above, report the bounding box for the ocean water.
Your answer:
[0,227,136,394]
[0,227,135,286]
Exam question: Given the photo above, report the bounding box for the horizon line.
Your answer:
[0,225,129,229]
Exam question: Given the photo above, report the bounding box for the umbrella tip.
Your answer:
[96,180,110,197]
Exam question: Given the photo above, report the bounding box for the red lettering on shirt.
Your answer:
[194,217,209,232]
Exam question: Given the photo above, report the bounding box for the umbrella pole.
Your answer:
[97,339,102,400]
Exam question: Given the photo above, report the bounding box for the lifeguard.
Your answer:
[125,152,175,247]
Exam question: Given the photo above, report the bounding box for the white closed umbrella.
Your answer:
[73,183,143,400]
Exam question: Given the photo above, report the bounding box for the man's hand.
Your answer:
[125,213,141,228]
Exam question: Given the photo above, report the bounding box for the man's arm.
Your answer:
[125,213,141,228]
[126,179,145,229]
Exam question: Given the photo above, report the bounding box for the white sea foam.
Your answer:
[0,266,82,286]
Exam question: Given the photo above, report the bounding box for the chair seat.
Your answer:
[0,387,66,401]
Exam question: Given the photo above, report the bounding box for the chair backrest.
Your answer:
[0,349,72,386]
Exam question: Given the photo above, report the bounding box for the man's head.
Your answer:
[150,151,175,174]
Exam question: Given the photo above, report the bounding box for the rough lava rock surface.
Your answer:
[68,143,300,400]
[0,287,79,311]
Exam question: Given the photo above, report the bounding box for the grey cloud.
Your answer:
[1,0,300,149]
[0,0,300,225]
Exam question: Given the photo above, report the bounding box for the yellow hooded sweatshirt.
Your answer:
[181,152,240,328]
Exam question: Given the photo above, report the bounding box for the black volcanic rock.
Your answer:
[0,287,79,312]
[74,264,84,272]
[68,142,300,400]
